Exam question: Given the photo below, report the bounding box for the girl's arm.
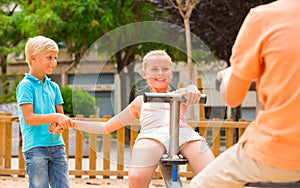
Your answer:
[48,104,72,134]
[72,96,143,134]
[72,120,108,134]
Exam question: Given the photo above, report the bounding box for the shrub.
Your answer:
[61,86,100,117]
[0,73,22,104]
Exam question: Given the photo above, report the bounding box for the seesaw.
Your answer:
[144,92,207,188]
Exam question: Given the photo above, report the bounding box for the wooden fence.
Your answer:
[0,113,249,179]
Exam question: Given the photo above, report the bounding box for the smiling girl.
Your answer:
[50,50,214,188]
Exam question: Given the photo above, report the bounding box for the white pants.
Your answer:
[191,143,300,188]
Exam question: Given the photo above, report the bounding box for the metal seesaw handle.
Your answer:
[143,92,207,104]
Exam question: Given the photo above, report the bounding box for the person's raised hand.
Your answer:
[217,67,232,83]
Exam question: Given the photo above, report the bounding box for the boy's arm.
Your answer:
[72,95,142,134]
[56,104,64,114]
[21,103,73,128]
[217,67,252,107]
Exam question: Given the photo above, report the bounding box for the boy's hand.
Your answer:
[217,67,232,82]
[56,114,75,129]
[48,122,64,134]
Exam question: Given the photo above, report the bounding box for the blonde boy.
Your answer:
[16,36,72,188]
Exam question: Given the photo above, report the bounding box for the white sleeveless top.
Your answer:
[136,102,205,152]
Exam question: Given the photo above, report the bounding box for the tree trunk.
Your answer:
[116,51,128,111]
[184,18,193,84]
[0,56,9,95]
[184,18,195,119]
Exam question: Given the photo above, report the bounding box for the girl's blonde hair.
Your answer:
[25,36,59,65]
[142,50,172,71]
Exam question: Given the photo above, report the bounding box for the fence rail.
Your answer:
[0,114,249,179]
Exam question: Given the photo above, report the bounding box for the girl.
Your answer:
[51,50,214,188]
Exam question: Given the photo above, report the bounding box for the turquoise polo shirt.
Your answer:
[16,73,65,152]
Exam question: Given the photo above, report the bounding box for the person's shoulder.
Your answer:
[46,78,60,89]
[126,95,143,116]
[49,80,59,87]
[136,95,144,100]
[132,95,144,104]
[16,77,33,97]
[129,95,144,108]
[246,1,283,25]
[250,0,286,15]
[17,76,32,88]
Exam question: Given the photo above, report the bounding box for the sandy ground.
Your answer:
[0,176,191,188]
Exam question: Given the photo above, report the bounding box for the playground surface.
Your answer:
[0,176,191,188]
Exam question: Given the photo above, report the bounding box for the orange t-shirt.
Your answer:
[230,0,300,170]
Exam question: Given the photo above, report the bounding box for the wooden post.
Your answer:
[88,114,98,179]
[4,117,12,169]
[103,134,111,179]
[0,112,9,168]
[89,133,97,179]
[130,124,139,152]
[117,127,125,179]
[177,82,183,89]
[197,78,206,120]
[62,129,69,159]
[225,119,234,149]
[0,116,4,169]
[75,114,84,178]
[212,118,221,157]
[238,119,246,139]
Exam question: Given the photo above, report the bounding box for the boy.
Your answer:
[191,1,300,187]
[16,36,72,188]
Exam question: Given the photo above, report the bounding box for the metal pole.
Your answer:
[169,100,180,157]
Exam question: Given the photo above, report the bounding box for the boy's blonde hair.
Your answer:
[142,50,172,71]
[25,36,59,65]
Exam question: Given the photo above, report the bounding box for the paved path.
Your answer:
[0,176,191,188]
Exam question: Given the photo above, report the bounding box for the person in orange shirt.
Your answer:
[191,0,300,187]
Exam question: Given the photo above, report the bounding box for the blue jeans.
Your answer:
[23,145,70,188]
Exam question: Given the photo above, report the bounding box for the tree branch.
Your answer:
[207,21,227,38]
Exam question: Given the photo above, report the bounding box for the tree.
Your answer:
[0,1,25,96]
[18,0,164,109]
[2,0,187,108]
[146,0,276,122]
[19,0,106,64]
[148,0,276,66]
[0,73,22,104]
[191,0,276,121]
[167,0,200,83]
